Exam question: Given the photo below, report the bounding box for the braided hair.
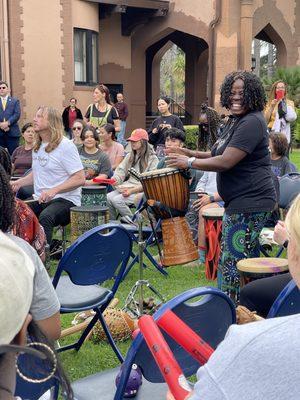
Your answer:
[0,163,15,232]
[220,71,266,112]
[0,146,12,177]
[198,104,221,150]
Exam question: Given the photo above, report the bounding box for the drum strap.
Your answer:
[148,200,185,219]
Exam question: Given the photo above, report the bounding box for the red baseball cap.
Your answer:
[127,128,149,142]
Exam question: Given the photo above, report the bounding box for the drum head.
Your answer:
[71,206,109,213]
[82,186,106,193]
[237,257,288,274]
[202,207,224,219]
[140,167,178,179]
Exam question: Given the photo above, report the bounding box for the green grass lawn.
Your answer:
[57,149,300,386]
[58,259,211,382]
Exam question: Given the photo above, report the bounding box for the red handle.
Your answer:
[92,177,116,185]
[138,315,192,400]
[157,310,214,364]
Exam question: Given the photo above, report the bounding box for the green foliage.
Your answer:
[184,125,198,150]
[293,108,300,144]
[160,44,185,103]
[263,66,300,107]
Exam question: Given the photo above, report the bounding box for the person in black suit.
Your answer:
[0,81,21,154]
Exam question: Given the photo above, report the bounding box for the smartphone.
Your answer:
[276,89,285,100]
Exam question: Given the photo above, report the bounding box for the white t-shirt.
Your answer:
[32,137,83,206]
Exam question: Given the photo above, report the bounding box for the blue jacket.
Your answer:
[0,96,21,137]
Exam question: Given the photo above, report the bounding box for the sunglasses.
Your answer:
[72,126,82,131]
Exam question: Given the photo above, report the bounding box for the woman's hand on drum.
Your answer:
[192,194,211,211]
[165,154,189,169]
[273,220,288,245]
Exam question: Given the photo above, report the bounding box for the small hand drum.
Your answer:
[81,185,107,207]
[237,257,289,288]
[70,205,109,242]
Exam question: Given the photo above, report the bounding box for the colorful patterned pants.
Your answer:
[218,211,271,303]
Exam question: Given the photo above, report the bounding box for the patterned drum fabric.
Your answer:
[70,205,109,242]
[81,186,107,207]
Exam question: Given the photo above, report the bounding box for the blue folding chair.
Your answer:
[53,224,132,362]
[279,172,300,211]
[71,287,236,400]
[267,279,300,318]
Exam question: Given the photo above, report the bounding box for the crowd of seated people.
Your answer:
[0,72,299,399]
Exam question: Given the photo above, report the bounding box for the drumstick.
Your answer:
[157,310,214,364]
[138,315,192,400]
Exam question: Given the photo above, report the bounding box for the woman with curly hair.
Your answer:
[0,146,46,261]
[264,81,297,145]
[198,103,222,150]
[166,71,276,302]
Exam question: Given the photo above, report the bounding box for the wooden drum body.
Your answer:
[139,168,189,219]
[70,206,109,243]
[82,186,107,207]
[202,207,224,280]
[237,257,289,288]
[139,168,198,266]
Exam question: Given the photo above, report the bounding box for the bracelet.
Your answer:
[283,240,289,249]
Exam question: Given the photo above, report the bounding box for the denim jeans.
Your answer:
[118,120,127,146]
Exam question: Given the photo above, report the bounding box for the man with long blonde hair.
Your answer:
[12,106,85,245]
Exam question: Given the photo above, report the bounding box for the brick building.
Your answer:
[0,0,299,132]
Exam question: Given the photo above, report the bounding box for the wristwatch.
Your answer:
[283,240,289,249]
[209,195,215,203]
[187,157,196,169]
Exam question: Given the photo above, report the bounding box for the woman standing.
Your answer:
[85,84,120,133]
[62,97,83,138]
[78,125,112,185]
[148,97,184,151]
[264,81,297,145]
[166,71,276,301]
[198,103,222,150]
[107,128,158,220]
[99,123,124,170]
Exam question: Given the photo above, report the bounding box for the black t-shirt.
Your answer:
[85,104,119,126]
[211,111,276,214]
[148,114,184,148]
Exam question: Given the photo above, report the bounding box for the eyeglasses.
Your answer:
[72,126,82,131]
[0,86,7,90]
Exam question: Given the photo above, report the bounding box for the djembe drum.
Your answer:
[136,167,198,266]
[237,257,289,288]
[202,207,224,280]
[81,185,107,207]
[70,205,109,242]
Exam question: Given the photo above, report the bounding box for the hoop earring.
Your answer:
[16,342,57,383]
